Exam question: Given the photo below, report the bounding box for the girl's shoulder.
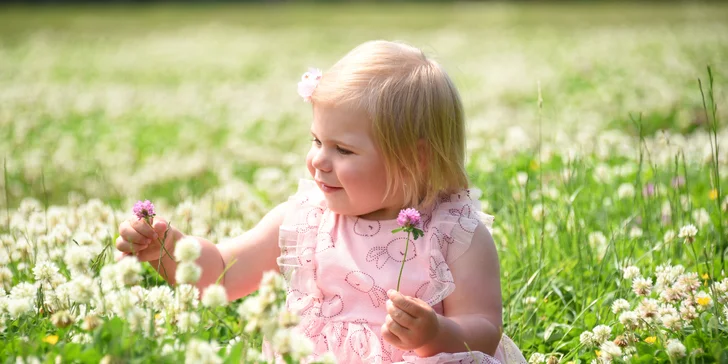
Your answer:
[423,187,494,264]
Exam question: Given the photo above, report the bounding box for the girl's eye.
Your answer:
[337,147,353,155]
[312,138,322,147]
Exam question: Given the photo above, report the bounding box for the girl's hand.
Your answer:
[381,290,439,351]
[116,217,175,262]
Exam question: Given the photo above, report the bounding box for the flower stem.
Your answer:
[396,231,411,291]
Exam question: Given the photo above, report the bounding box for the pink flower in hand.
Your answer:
[133,200,155,221]
[397,208,421,229]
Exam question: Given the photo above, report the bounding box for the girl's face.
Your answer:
[306,104,404,220]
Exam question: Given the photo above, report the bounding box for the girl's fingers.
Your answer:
[386,299,415,329]
[380,322,403,347]
[387,290,422,317]
[385,314,409,338]
[115,236,148,253]
[130,218,158,239]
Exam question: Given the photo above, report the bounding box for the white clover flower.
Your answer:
[637,298,660,319]
[176,262,202,285]
[201,284,228,308]
[629,226,643,238]
[516,172,529,187]
[661,314,682,331]
[523,296,537,306]
[676,273,700,294]
[10,282,37,303]
[6,298,33,318]
[622,266,640,280]
[115,256,143,287]
[579,331,595,347]
[528,353,546,364]
[617,183,635,199]
[619,311,639,331]
[663,230,676,243]
[611,299,630,314]
[69,275,95,305]
[51,310,74,328]
[632,277,653,296]
[599,341,622,360]
[0,267,12,290]
[176,312,200,333]
[147,286,174,311]
[32,260,60,284]
[174,237,202,263]
[692,209,710,227]
[531,204,545,222]
[185,339,222,364]
[592,325,612,343]
[175,284,200,312]
[679,301,698,321]
[665,339,686,358]
[678,224,698,243]
[64,245,93,276]
[658,303,678,317]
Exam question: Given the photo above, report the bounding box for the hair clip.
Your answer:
[297,68,322,103]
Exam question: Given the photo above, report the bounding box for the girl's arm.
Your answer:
[415,221,504,357]
[149,202,289,301]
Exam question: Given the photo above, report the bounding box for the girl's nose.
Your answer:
[312,148,332,172]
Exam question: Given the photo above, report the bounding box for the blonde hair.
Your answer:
[311,40,468,210]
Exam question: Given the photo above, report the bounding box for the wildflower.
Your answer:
[679,301,698,320]
[619,311,640,331]
[599,341,622,360]
[147,285,174,311]
[644,336,656,344]
[393,208,424,291]
[665,339,686,358]
[622,266,640,280]
[523,296,537,306]
[81,315,102,331]
[613,335,629,347]
[611,299,630,314]
[632,277,653,296]
[661,314,682,331]
[617,183,635,199]
[531,204,545,221]
[174,237,202,263]
[33,260,60,284]
[709,189,718,200]
[133,200,155,221]
[695,291,712,310]
[42,335,59,345]
[201,284,228,308]
[663,230,676,244]
[516,172,529,187]
[678,224,698,244]
[116,256,143,286]
[528,353,546,364]
[175,262,202,285]
[692,209,710,227]
[579,331,595,347]
[637,298,660,320]
[642,183,655,197]
[50,310,74,328]
[592,325,612,342]
[396,208,421,229]
[185,339,222,364]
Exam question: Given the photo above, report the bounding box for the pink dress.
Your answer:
[276,180,527,364]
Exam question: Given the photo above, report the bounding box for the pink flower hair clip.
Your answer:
[297,67,322,103]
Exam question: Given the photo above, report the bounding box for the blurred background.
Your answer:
[1,1,727,212]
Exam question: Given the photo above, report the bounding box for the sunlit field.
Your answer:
[1,2,727,363]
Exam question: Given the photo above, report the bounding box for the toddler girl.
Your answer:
[117,40,526,363]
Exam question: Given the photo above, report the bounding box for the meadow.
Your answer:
[1,2,728,363]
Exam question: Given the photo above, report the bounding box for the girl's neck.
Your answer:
[356,206,401,221]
